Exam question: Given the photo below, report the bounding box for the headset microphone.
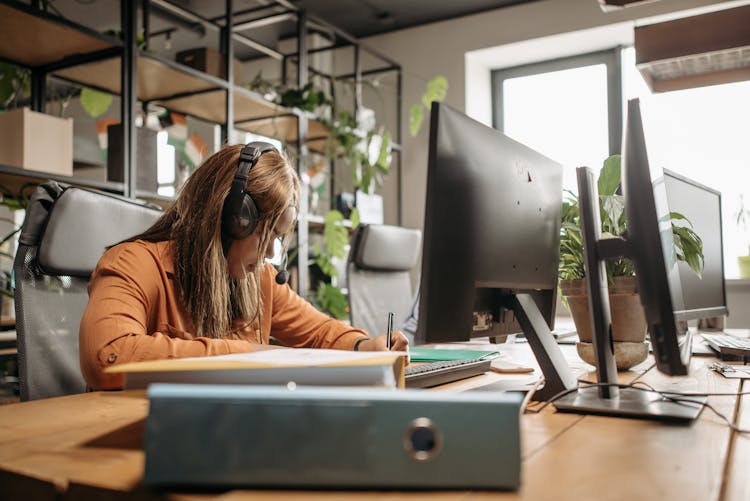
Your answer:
[275,251,289,285]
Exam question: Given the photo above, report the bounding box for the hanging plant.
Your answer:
[275,82,331,113]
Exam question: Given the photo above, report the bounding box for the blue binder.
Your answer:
[144,384,522,490]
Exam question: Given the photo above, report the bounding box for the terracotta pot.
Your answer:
[561,276,650,370]
[560,276,647,343]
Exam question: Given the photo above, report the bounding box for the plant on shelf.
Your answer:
[0,183,32,322]
[323,110,392,194]
[275,82,331,114]
[559,155,704,370]
[0,62,29,110]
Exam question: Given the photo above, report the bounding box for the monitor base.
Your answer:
[553,386,706,422]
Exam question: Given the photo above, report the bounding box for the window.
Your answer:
[494,47,750,278]
[492,49,621,193]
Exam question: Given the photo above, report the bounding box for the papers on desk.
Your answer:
[408,347,501,362]
[709,361,750,379]
[106,348,408,389]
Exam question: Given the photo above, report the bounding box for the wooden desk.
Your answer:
[0,345,746,501]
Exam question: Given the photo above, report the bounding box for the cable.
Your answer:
[524,380,750,434]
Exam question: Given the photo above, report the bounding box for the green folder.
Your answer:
[408,347,501,362]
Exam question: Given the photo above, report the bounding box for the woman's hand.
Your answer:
[356,331,409,351]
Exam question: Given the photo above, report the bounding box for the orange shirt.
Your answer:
[79,240,368,390]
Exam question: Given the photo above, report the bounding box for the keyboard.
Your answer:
[405,358,492,388]
[703,333,750,361]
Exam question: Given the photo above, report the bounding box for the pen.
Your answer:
[386,311,394,349]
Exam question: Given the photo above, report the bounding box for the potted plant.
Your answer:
[559,155,704,369]
[735,194,750,278]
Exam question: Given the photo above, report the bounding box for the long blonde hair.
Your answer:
[126,144,299,338]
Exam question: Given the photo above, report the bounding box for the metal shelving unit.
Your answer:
[0,0,402,298]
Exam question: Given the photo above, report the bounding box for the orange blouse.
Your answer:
[79,240,368,390]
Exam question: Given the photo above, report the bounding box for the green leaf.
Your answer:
[323,210,348,259]
[314,253,338,277]
[376,131,391,171]
[421,75,448,109]
[600,194,625,235]
[350,208,360,229]
[409,104,423,137]
[80,87,113,118]
[315,283,349,319]
[598,155,621,196]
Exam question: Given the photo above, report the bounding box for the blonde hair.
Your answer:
[126,144,299,338]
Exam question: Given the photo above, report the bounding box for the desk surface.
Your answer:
[0,343,747,501]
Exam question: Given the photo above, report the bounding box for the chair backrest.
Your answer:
[13,181,162,400]
[346,224,421,338]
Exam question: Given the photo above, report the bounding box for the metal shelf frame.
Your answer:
[0,0,403,298]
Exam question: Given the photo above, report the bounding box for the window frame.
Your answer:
[491,48,624,156]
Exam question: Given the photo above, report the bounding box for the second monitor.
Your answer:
[663,169,728,322]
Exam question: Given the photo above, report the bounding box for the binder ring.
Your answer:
[403,417,443,461]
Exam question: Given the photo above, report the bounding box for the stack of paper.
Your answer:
[106,348,407,389]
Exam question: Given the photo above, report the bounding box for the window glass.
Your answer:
[502,64,610,195]
[499,47,750,278]
[622,47,750,278]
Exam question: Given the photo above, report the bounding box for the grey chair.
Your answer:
[347,224,421,338]
[13,181,162,400]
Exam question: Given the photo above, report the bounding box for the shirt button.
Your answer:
[107,353,117,363]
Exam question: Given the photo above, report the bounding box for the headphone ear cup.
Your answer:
[233,192,260,240]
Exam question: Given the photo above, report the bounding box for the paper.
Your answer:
[709,361,750,379]
[180,348,408,367]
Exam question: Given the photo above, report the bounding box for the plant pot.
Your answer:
[738,256,750,279]
[560,276,648,370]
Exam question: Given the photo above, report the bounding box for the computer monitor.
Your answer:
[553,98,706,420]
[416,102,577,401]
[663,170,728,321]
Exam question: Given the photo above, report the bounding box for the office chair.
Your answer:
[13,181,162,400]
[347,224,421,339]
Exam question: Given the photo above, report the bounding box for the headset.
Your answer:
[221,141,289,285]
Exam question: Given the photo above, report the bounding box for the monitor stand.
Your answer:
[508,293,578,402]
[553,385,705,421]
[553,167,706,422]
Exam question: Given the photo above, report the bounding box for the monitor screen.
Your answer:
[416,102,563,345]
[663,169,728,320]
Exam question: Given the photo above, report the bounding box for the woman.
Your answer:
[80,142,407,390]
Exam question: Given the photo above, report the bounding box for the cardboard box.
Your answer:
[0,107,73,176]
[107,124,158,192]
[176,47,243,83]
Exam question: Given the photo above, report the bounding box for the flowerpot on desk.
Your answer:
[0,107,73,176]
[107,124,158,192]
[738,255,750,278]
[560,276,649,370]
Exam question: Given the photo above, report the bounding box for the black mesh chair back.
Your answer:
[13,181,162,400]
[347,224,421,338]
